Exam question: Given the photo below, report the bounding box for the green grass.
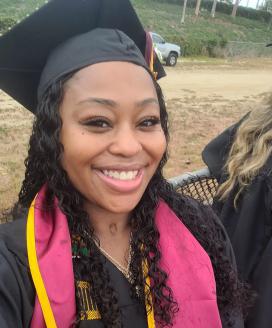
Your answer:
[0,126,8,138]
[131,0,271,41]
[0,0,45,20]
[131,0,272,55]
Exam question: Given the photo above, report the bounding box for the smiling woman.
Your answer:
[60,62,166,215]
[0,0,251,327]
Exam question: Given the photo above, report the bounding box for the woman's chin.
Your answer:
[104,202,139,215]
[97,194,143,215]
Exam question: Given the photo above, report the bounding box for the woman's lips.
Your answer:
[95,168,144,193]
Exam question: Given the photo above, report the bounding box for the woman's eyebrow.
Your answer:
[77,97,117,107]
[77,97,159,108]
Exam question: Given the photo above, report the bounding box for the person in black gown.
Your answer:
[0,0,251,327]
[202,96,272,328]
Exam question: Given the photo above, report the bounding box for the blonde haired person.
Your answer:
[202,96,272,328]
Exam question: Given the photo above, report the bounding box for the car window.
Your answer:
[152,34,164,44]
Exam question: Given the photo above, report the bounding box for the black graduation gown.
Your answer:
[0,206,244,328]
[0,218,147,328]
[202,119,272,328]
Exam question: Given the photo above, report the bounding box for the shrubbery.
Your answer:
[164,33,228,57]
[0,16,16,34]
[151,0,271,56]
[152,0,272,23]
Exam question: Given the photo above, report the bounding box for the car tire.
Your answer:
[166,52,178,66]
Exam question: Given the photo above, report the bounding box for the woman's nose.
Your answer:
[108,125,143,157]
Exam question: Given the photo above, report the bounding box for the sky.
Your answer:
[238,0,264,9]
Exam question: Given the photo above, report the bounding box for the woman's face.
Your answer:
[59,61,166,215]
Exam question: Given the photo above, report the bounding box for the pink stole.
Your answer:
[30,188,76,327]
[156,202,222,327]
[30,186,222,327]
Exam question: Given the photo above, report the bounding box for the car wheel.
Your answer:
[166,53,177,66]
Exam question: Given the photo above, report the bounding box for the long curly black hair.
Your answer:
[18,71,251,327]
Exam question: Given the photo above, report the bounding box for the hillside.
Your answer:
[0,0,271,56]
[131,0,272,56]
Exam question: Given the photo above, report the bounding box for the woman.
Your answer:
[202,96,272,328]
[0,0,249,327]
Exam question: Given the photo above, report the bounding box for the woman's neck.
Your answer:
[84,203,131,241]
[84,203,132,267]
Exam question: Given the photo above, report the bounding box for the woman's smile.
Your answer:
[94,167,144,193]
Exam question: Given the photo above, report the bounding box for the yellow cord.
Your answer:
[149,43,154,73]
[143,260,156,328]
[26,197,57,328]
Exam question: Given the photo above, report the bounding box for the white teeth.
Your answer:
[102,170,138,180]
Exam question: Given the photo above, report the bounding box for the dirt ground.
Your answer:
[1,58,272,211]
[161,58,272,177]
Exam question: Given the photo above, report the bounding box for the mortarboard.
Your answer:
[0,0,165,113]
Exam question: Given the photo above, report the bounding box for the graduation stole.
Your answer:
[27,185,222,328]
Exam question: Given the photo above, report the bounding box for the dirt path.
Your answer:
[1,58,272,211]
[160,59,272,177]
[160,69,272,99]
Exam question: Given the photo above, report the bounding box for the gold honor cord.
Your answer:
[144,260,156,327]
[26,197,57,328]
[149,43,154,73]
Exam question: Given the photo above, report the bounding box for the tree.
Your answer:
[211,0,218,17]
[266,0,272,30]
[265,0,272,10]
[195,0,202,16]
[231,0,241,17]
[181,0,188,24]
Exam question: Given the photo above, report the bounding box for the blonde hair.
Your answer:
[217,95,272,207]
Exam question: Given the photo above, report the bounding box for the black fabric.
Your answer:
[189,202,244,328]
[0,219,34,328]
[0,0,165,113]
[0,217,147,327]
[78,258,148,328]
[38,28,148,102]
[202,118,272,328]
[202,113,250,181]
[0,202,244,327]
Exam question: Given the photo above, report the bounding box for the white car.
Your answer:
[150,32,181,66]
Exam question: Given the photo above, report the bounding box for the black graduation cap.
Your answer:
[0,0,165,113]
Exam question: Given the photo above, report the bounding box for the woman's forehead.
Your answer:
[69,61,152,81]
[60,63,159,118]
[65,61,156,97]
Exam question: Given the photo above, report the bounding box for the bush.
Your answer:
[0,16,16,34]
[182,39,205,56]
[206,36,228,57]
[163,33,228,57]
[152,0,272,23]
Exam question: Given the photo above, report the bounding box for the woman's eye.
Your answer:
[139,117,160,128]
[82,118,111,128]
